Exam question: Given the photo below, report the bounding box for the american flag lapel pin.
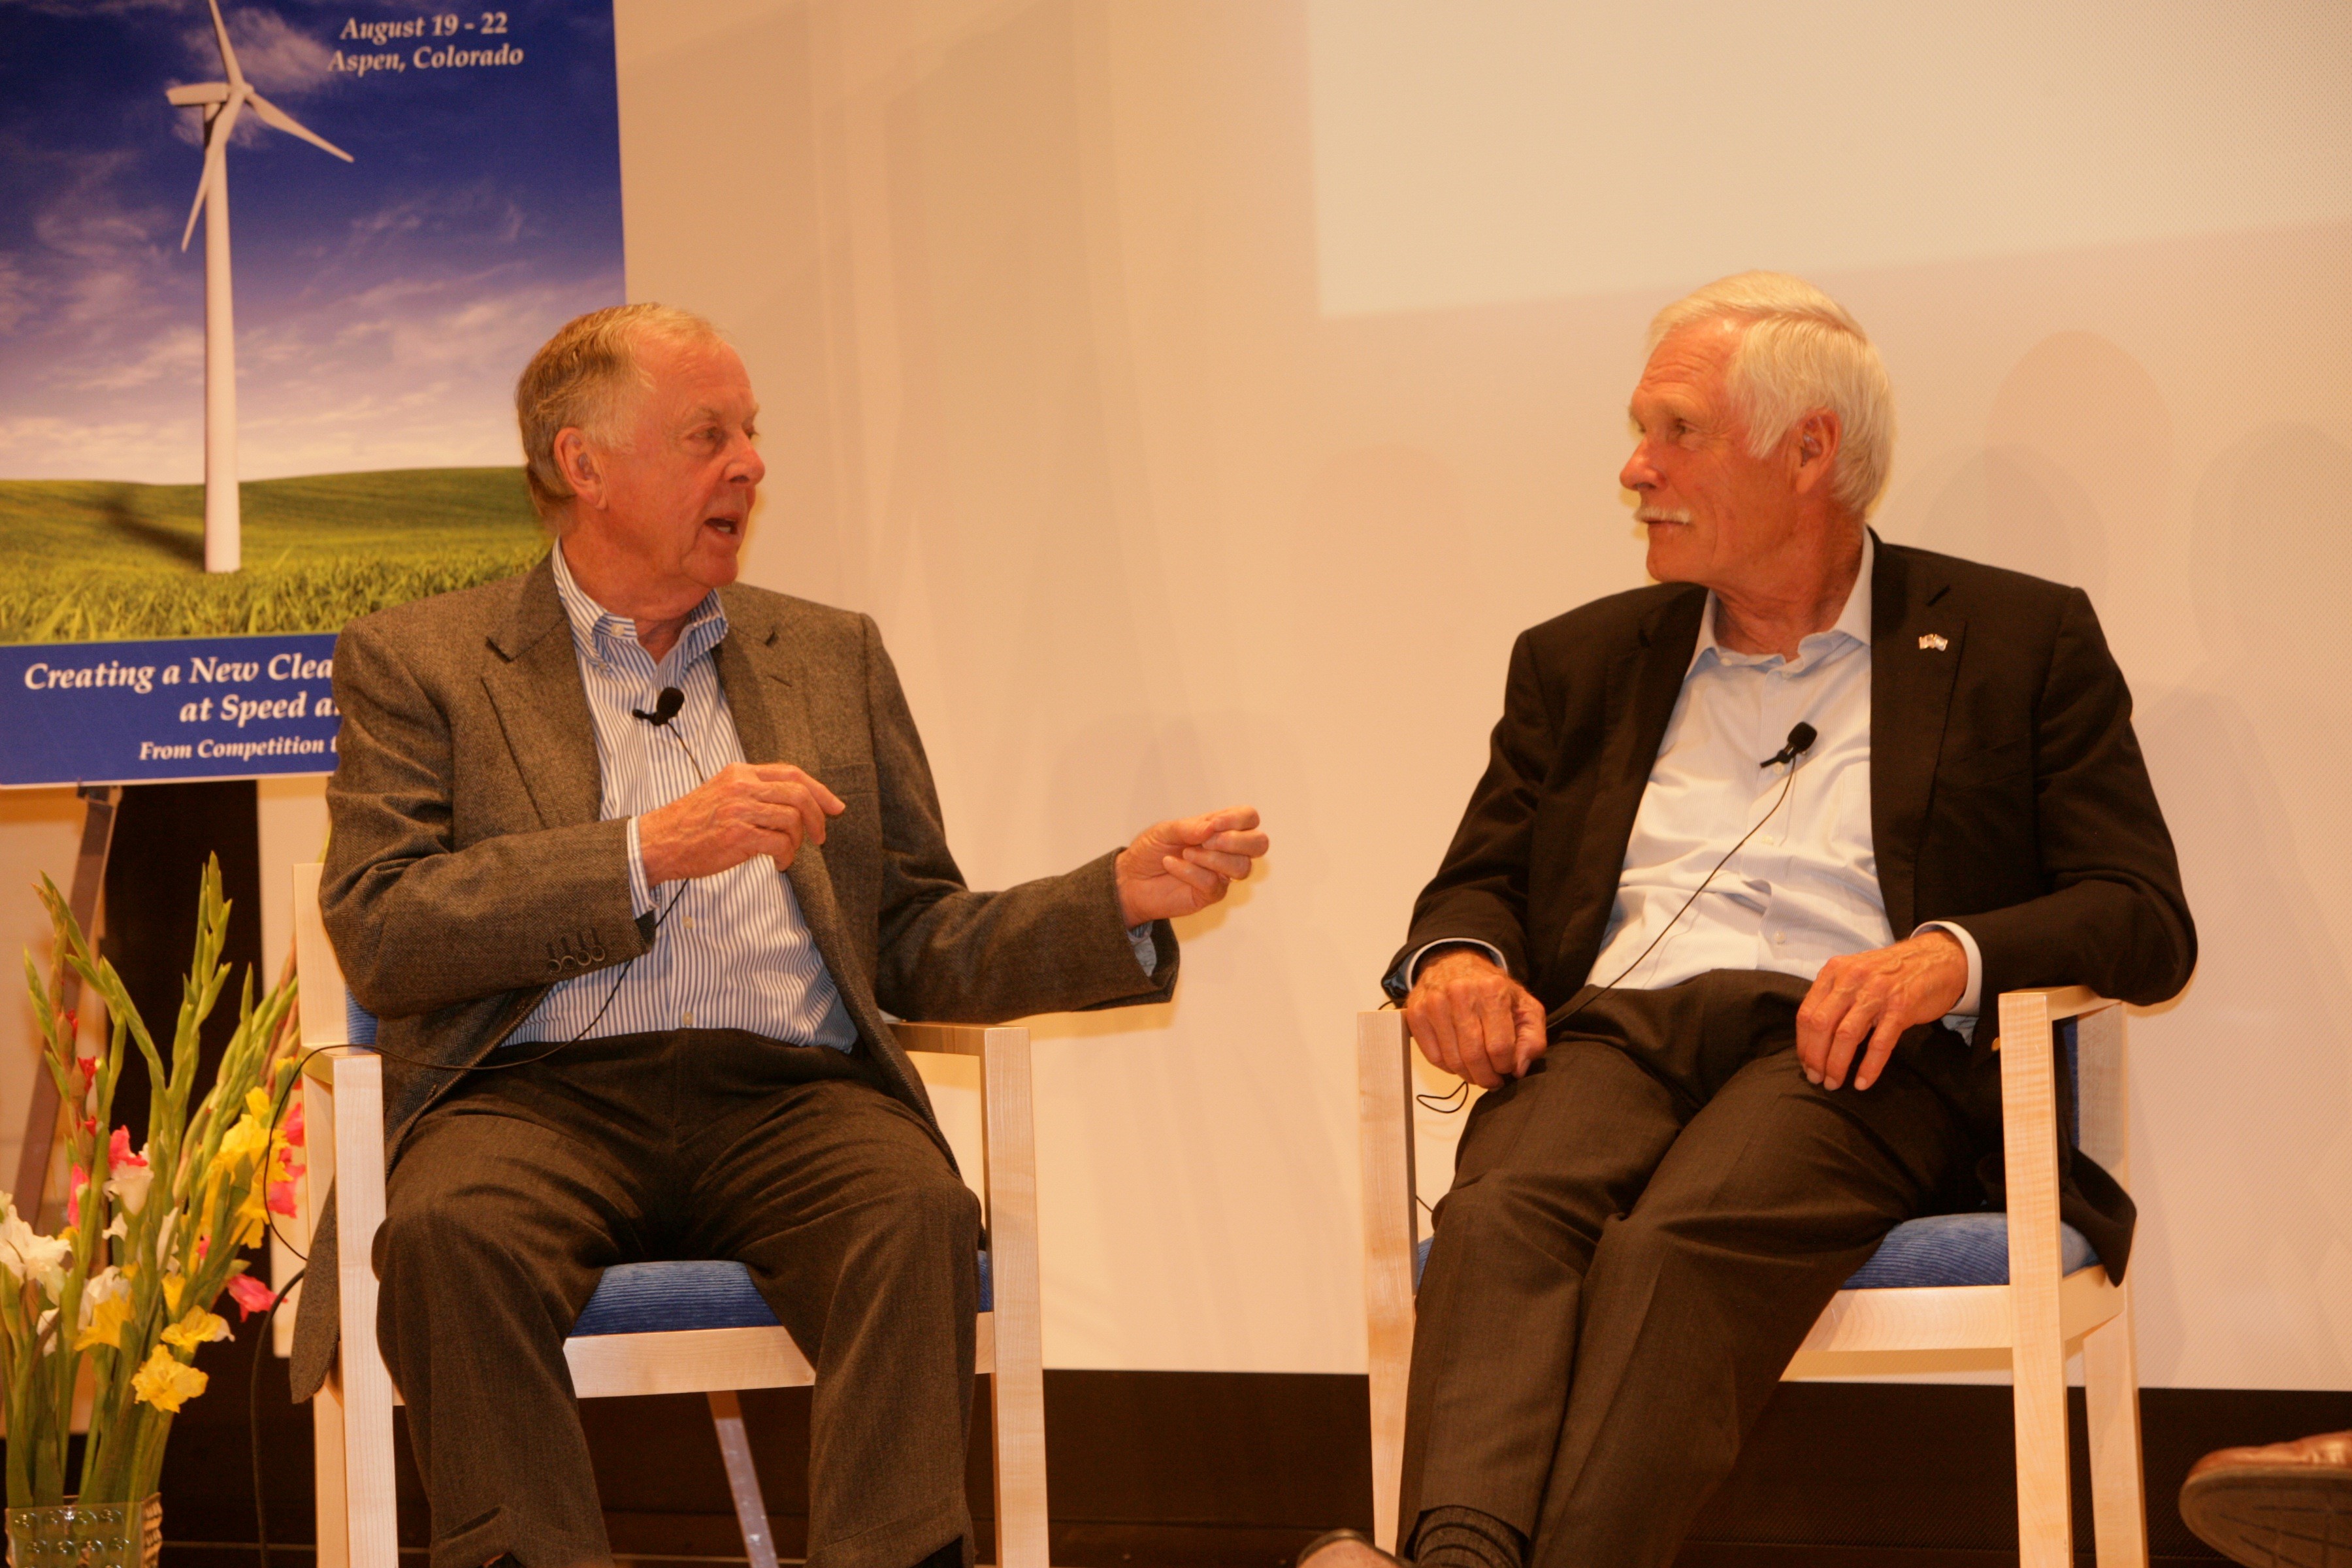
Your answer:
[1918,632,1950,651]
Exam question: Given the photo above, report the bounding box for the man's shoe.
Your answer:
[1296,1527,1409,1568]
[2180,1429,2352,1566]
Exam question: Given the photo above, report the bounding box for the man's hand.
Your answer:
[1796,930,1969,1092]
[638,762,846,885]
[1114,806,1268,926]
[1403,947,1548,1090]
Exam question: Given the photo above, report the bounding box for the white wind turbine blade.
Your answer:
[248,92,354,161]
[166,82,232,107]
[206,0,245,89]
[180,90,248,251]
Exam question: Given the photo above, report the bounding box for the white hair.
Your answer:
[514,302,727,521]
[1648,272,1895,519]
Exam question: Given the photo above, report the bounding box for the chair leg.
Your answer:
[706,1391,781,1568]
[312,1371,350,1568]
[2084,1282,2151,1567]
[2012,1333,2076,1568]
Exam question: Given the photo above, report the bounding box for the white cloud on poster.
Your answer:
[69,325,201,391]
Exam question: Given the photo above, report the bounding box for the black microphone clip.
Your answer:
[632,687,685,729]
[1759,721,1818,769]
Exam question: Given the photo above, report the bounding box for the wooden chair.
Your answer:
[1358,986,2148,1568]
[290,864,1050,1568]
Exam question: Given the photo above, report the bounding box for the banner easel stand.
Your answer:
[16,784,122,1230]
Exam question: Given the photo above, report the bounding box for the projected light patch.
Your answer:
[1307,0,2352,316]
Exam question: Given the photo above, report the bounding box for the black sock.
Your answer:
[908,1539,964,1568]
[1409,1507,1525,1568]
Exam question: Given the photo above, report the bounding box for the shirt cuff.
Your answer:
[1128,923,1158,975]
[625,816,655,918]
[1387,938,1510,998]
[1913,919,1982,1019]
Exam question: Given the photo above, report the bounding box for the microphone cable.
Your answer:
[1418,720,1820,1113]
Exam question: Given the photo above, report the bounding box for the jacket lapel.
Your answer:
[1869,538,1965,937]
[1570,589,1705,970]
[482,556,602,828]
[713,589,870,1004]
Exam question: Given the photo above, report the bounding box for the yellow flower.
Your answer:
[74,1294,132,1352]
[130,1346,206,1413]
[161,1307,229,1351]
[217,1110,269,1168]
[163,1273,185,1313]
[244,1087,272,1125]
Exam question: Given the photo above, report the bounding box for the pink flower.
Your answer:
[225,1273,277,1321]
[65,1166,86,1228]
[108,1128,146,1171]
[281,1100,305,1150]
[266,1181,298,1218]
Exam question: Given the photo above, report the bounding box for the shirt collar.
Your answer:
[1688,530,1874,674]
[548,540,729,674]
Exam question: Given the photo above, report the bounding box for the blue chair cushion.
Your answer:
[570,1252,993,1337]
[345,993,378,1046]
[1412,1214,2097,1294]
[1840,1211,2097,1289]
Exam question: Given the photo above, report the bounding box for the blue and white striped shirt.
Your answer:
[508,545,860,1049]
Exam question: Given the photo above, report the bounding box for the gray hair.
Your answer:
[514,302,725,521]
[1648,272,1895,519]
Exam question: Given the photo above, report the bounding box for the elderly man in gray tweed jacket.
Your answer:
[292,303,1268,1568]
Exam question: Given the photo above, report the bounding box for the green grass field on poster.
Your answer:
[0,467,550,644]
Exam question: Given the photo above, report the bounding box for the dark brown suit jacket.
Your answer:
[291,555,1176,1398]
[1388,536,2195,1274]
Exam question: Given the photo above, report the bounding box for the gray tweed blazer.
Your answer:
[289,555,1177,1399]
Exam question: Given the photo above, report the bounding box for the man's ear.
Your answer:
[551,427,604,510]
[1789,409,1843,496]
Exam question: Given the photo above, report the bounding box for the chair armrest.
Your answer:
[894,1022,991,1056]
[1994,985,2127,1288]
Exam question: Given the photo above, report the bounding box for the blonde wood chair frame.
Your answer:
[292,864,1050,1568]
[1358,987,2148,1568]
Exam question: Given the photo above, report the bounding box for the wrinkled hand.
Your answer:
[1404,947,1548,1090]
[1114,806,1268,926]
[1796,930,1969,1091]
[638,762,845,884]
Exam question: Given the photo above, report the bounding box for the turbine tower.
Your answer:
[168,0,351,574]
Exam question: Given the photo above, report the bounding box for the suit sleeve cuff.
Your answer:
[1389,938,1510,998]
[1914,920,1982,1017]
[626,817,655,917]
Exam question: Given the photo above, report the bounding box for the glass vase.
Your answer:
[3,1495,161,1568]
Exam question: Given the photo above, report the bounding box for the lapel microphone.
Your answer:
[1759,721,1818,769]
[632,687,685,728]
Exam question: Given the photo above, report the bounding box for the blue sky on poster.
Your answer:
[0,0,623,482]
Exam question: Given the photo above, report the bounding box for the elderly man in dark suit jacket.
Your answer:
[1315,274,2193,1568]
[290,304,1267,1568]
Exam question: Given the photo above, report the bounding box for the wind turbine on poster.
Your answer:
[168,0,352,574]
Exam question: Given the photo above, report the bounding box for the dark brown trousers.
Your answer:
[1399,970,1986,1568]
[374,1029,980,1568]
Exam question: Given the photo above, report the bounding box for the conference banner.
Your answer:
[0,0,623,787]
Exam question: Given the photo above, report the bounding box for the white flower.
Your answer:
[104,1154,152,1218]
[152,1211,176,1273]
[0,1202,73,1301]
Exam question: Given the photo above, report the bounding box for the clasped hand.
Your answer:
[638,762,845,885]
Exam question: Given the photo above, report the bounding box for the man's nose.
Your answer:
[1620,444,1656,493]
[734,440,766,487]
